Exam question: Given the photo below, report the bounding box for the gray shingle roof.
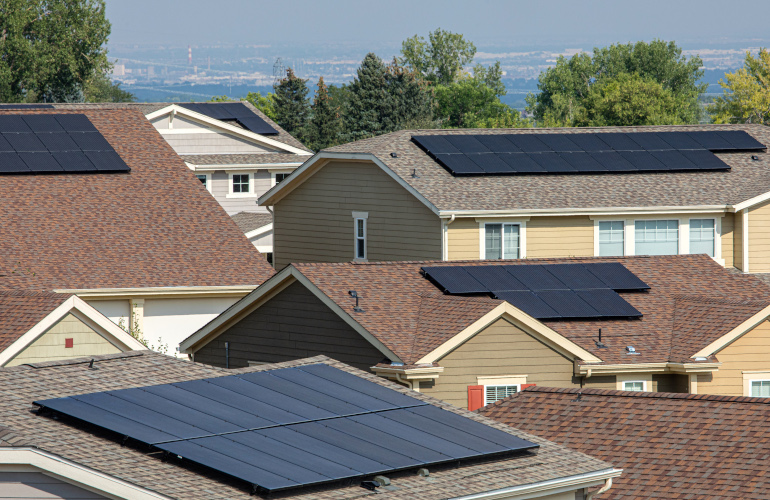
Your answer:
[0,351,614,499]
[231,212,272,233]
[325,124,770,211]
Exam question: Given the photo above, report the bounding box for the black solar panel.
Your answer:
[0,114,128,175]
[413,130,754,177]
[422,263,648,320]
[179,102,279,135]
[35,364,537,493]
[0,103,54,109]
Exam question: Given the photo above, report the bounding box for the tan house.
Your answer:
[258,124,770,273]
[0,290,144,366]
[181,254,770,409]
[0,351,619,500]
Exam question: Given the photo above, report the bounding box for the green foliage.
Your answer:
[84,69,135,103]
[116,315,168,355]
[208,95,232,102]
[435,74,528,129]
[384,58,436,130]
[306,77,343,150]
[710,48,770,125]
[527,40,706,127]
[273,68,310,141]
[0,0,114,103]
[400,28,476,85]
[244,91,277,120]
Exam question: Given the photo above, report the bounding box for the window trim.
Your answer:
[477,375,527,405]
[195,173,212,193]
[621,380,647,392]
[480,222,524,260]
[749,379,770,398]
[743,371,770,397]
[352,211,369,261]
[596,220,625,257]
[634,218,681,256]
[270,169,294,187]
[689,217,717,258]
[227,172,254,198]
[483,384,521,405]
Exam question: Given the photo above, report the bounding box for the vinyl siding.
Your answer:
[5,314,121,367]
[192,281,385,371]
[151,115,275,154]
[273,161,441,269]
[418,318,577,408]
[211,170,273,215]
[0,472,107,499]
[447,218,480,260]
[735,211,744,270]
[749,199,770,272]
[527,216,594,258]
[698,319,770,396]
[720,214,734,268]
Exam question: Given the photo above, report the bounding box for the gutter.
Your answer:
[450,468,622,500]
[443,214,456,260]
[371,365,445,392]
[54,285,258,300]
[576,362,721,377]
[586,478,613,500]
[439,205,729,218]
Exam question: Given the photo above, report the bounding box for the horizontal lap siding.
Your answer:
[447,218,480,260]
[273,161,441,269]
[749,200,770,272]
[212,171,272,215]
[418,318,576,408]
[6,314,121,366]
[699,320,770,396]
[193,281,385,372]
[527,216,594,258]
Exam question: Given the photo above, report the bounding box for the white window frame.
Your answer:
[195,173,212,193]
[352,211,368,261]
[743,371,770,397]
[689,218,718,258]
[596,220,625,257]
[633,219,681,256]
[749,379,770,398]
[477,375,527,405]
[622,380,647,392]
[480,222,524,260]
[227,172,254,198]
[483,384,521,405]
[270,169,294,187]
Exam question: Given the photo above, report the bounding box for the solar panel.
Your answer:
[626,133,672,151]
[85,151,129,172]
[494,290,560,318]
[717,130,767,150]
[559,151,608,172]
[69,132,112,151]
[650,150,699,170]
[506,134,551,153]
[688,131,734,151]
[0,135,13,152]
[4,133,46,152]
[499,153,546,173]
[35,364,538,493]
[0,116,32,133]
[0,103,54,109]
[584,262,650,291]
[475,134,522,153]
[0,152,29,173]
[55,114,97,132]
[619,151,665,171]
[422,266,487,293]
[529,152,576,172]
[595,133,642,151]
[656,131,703,150]
[543,264,608,289]
[568,133,611,151]
[235,117,282,135]
[574,289,642,317]
[434,154,485,175]
[444,135,491,154]
[179,102,279,135]
[38,132,78,152]
[19,152,62,172]
[505,265,567,290]
[679,149,731,169]
[22,115,63,133]
[536,134,581,152]
[467,153,513,173]
[465,265,528,291]
[412,135,462,155]
[588,151,638,172]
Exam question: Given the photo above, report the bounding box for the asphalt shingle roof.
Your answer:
[231,212,272,233]
[480,386,770,499]
[0,290,70,351]
[0,352,613,499]
[326,124,770,211]
[291,255,770,365]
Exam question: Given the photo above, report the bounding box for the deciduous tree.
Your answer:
[400,28,476,85]
[710,48,770,125]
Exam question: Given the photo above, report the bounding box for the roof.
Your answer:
[272,255,770,365]
[480,386,770,499]
[0,290,70,351]
[0,108,274,290]
[0,351,614,499]
[231,212,273,234]
[323,124,770,211]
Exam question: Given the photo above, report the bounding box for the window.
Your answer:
[485,224,520,260]
[485,385,519,405]
[635,220,678,255]
[689,219,715,257]
[275,173,290,184]
[355,218,366,259]
[751,380,770,397]
[232,174,250,194]
[196,174,207,188]
[623,381,645,392]
[598,221,624,256]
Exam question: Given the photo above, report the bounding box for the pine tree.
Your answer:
[273,68,310,141]
[308,77,343,151]
[385,59,435,130]
[346,53,394,140]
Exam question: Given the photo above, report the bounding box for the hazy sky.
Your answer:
[106,0,770,47]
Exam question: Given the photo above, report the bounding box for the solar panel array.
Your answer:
[34,363,537,493]
[0,104,54,109]
[180,102,279,135]
[0,114,130,175]
[422,263,648,320]
[412,131,766,176]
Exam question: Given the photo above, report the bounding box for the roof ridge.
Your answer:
[521,385,770,404]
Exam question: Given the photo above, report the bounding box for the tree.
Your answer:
[400,28,476,85]
[0,0,116,103]
[244,91,277,120]
[84,71,135,102]
[435,74,528,128]
[384,58,436,130]
[346,53,393,140]
[307,77,343,150]
[273,68,310,141]
[527,40,706,127]
[710,48,770,125]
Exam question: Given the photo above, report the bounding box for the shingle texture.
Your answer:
[0,108,274,289]
[480,386,770,500]
[0,352,613,499]
[231,212,272,233]
[0,290,70,351]
[325,124,770,211]
[292,255,770,364]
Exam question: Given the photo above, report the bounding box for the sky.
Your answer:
[105,0,770,48]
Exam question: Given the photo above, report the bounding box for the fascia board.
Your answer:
[692,304,770,358]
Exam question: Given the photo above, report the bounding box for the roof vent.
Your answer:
[411,168,420,178]
[348,290,364,313]
[390,362,404,367]
[417,468,429,477]
[626,346,636,353]
[752,155,760,161]
[694,356,708,361]
[390,152,398,158]
[595,328,608,349]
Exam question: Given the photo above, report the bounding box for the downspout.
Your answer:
[742,208,749,273]
[586,478,613,500]
[224,341,229,369]
[443,214,456,261]
[394,372,416,391]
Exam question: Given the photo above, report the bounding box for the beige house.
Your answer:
[181,254,770,409]
[259,124,770,273]
[0,290,144,367]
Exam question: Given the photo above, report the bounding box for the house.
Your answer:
[54,102,313,259]
[480,386,770,499]
[0,108,274,354]
[0,351,620,499]
[258,125,770,272]
[0,289,145,366]
[181,254,770,409]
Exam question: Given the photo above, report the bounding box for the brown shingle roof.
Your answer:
[231,212,273,233]
[0,290,70,351]
[325,124,770,211]
[0,351,613,499]
[292,255,770,364]
[0,108,274,290]
[480,386,770,500]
